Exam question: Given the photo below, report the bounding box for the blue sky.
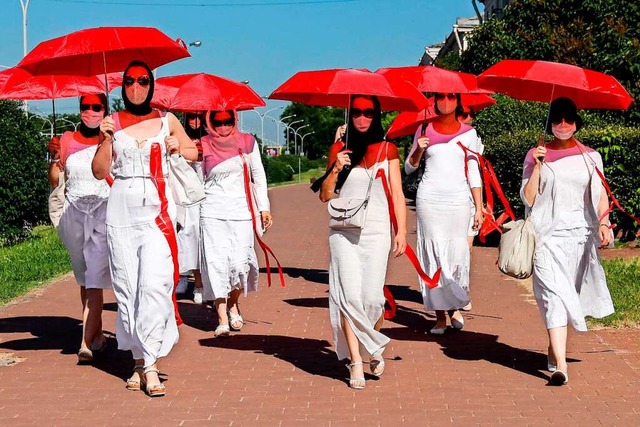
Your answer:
[1,0,480,142]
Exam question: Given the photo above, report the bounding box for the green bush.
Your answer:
[262,156,293,183]
[0,101,50,245]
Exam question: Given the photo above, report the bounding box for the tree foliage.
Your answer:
[461,0,640,123]
[280,103,345,159]
[0,101,50,244]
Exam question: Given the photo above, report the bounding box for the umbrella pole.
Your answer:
[52,99,56,136]
[103,51,110,115]
[538,84,556,162]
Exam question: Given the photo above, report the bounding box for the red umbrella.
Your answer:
[269,68,429,111]
[0,68,122,100]
[151,73,265,112]
[376,65,478,94]
[17,26,190,77]
[477,59,633,110]
[386,93,496,139]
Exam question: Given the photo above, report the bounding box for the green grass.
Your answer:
[589,257,640,327]
[0,225,71,305]
[268,167,326,188]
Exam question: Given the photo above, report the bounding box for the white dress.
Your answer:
[57,132,111,290]
[329,145,391,361]
[199,137,269,301]
[177,161,203,275]
[521,145,614,331]
[405,124,482,311]
[106,112,179,368]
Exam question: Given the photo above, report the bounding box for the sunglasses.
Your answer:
[460,111,475,120]
[212,119,235,127]
[435,93,457,101]
[551,115,576,125]
[80,103,104,112]
[123,75,151,87]
[351,108,375,119]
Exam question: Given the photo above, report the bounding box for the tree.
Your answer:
[111,97,124,113]
[0,101,50,244]
[461,0,640,123]
[280,103,345,159]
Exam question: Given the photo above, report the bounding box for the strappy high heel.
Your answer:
[126,363,144,391]
[142,367,166,397]
[347,361,366,390]
[370,355,385,377]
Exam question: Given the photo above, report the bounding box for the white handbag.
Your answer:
[498,217,536,279]
[48,170,65,228]
[168,154,205,207]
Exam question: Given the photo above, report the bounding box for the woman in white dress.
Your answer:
[92,60,197,397]
[199,110,272,338]
[521,97,613,385]
[405,93,483,335]
[176,112,205,304]
[319,95,407,390]
[48,94,111,364]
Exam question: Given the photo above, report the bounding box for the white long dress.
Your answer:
[329,144,391,361]
[106,112,179,368]
[177,161,203,275]
[521,144,613,331]
[199,135,269,301]
[405,124,482,311]
[57,132,111,290]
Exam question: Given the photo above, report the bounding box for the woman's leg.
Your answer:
[84,289,105,350]
[548,326,568,372]
[215,298,229,326]
[341,314,365,388]
[434,310,447,329]
[79,286,89,351]
[228,288,243,330]
[193,270,204,304]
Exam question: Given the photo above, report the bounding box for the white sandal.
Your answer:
[347,361,366,390]
[228,311,244,331]
[214,324,230,338]
[370,356,385,377]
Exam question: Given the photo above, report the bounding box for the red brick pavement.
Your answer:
[1,183,639,426]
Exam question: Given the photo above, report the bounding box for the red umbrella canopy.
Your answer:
[0,67,121,100]
[269,68,429,111]
[17,26,190,76]
[477,59,633,110]
[386,93,496,139]
[151,73,266,112]
[376,65,478,94]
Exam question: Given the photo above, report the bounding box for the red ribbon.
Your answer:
[375,168,440,289]
[457,142,516,243]
[239,149,285,288]
[383,285,397,320]
[149,143,182,326]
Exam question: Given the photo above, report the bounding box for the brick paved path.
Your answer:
[1,184,639,426]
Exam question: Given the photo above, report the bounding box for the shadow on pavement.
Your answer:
[260,267,329,285]
[177,301,215,332]
[386,284,423,305]
[283,296,329,309]
[200,334,344,380]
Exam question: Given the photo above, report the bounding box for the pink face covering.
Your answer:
[552,122,576,140]
[202,110,253,175]
[351,97,375,133]
[81,110,103,129]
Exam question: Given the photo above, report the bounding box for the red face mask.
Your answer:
[435,93,457,115]
[211,112,235,137]
[351,97,375,133]
[124,66,151,106]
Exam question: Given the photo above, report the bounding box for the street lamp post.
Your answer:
[292,123,310,155]
[245,106,284,153]
[274,114,295,148]
[286,119,303,154]
[298,131,315,183]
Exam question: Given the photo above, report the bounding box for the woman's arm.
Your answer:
[319,143,350,203]
[167,113,197,161]
[248,141,270,212]
[47,136,61,187]
[521,146,546,207]
[92,117,115,180]
[405,128,428,173]
[388,156,407,257]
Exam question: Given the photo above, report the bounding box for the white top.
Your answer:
[60,132,110,214]
[201,142,269,220]
[405,123,482,202]
[106,112,173,227]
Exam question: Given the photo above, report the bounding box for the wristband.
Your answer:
[599,223,610,228]
[50,158,60,163]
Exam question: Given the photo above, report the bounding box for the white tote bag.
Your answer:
[498,217,536,279]
[168,154,205,207]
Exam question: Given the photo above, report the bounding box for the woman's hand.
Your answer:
[533,145,546,166]
[261,211,273,231]
[393,233,407,258]
[48,136,60,159]
[165,135,180,154]
[417,136,429,150]
[334,149,352,172]
[472,208,484,231]
[100,116,115,142]
[599,224,612,248]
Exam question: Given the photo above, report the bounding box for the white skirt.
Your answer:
[533,227,614,331]
[107,221,179,367]
[416,198,471,311]
[200,218,259,301]
[177,204,201,274]
[57,200,111,290]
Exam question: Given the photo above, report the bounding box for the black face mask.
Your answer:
[121,61,155,116]
[78,122,101,138]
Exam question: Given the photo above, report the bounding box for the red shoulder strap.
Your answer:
[239,148,285,288]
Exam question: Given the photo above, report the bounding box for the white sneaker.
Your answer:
[176,276,189,294]
[193,288,203,304]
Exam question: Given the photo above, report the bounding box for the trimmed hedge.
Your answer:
[0,101,50,245]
